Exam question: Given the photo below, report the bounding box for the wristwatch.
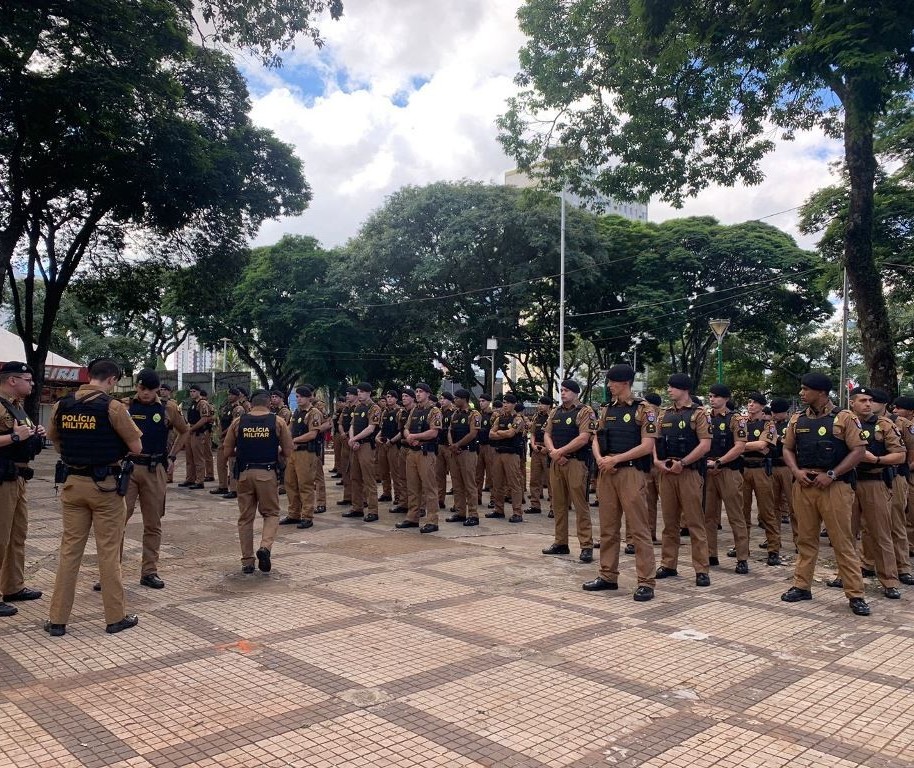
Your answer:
[713,459,722,469]
[10,433,20,443]
[826,470,837,480]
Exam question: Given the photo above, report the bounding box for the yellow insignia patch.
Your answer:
[817,426,827,436]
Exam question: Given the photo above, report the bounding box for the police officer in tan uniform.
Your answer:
[181,385,213,489]
[543,381,596,560]
[445,388,481,525]
[436,392,456,510]
[475,394,495,505]
[527,396,552,515]
[0,362,46,618]
[891,396,914,558]
[337,387,357,507]
[704,383,751,574]
[584,364,659,601]
[222,389,295,574]
[488,393,527,523]
[158,383,179,483]
[45,358,143,636]
[741,392,781,565]
[392,396,411,514]
[212,387,241,497]
[780,373,870,615]
[377,389,403,506]
[347,382,382,522]
[396,384,442,533]
[280,385,325,529]
[654,373,713,587]
[768,398,796,542]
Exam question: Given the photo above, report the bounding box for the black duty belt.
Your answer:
[856,472,884,482]
[240,462,277,471]
[66,465,120,478]
[128,454,166,466]
[16,466,34,481]
[770,458,786,467]
[743,460,766,469]
[609,459,640,468]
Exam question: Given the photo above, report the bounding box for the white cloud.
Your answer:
[245,1,842,252]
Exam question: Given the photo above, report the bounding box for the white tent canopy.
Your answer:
[0,327,81,368]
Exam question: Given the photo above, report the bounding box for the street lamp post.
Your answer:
[708,319,731,383]
[486,337,498,395]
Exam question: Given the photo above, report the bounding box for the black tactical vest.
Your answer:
[235,413,280,470]
[710,411,736,459]
[478,409,493,445]
[129,399,168,456]
[743,418,769,460]
[857,415,887,477]
[449,408,477,451]
[0,397,42,462]
[794,408,849,471]
[408,406,431,435]
[550,405,586,459]
[889,414,911,479]
[657,406,700,460]
[493,412,524,454]
[187,401,200,425]
[219,402,235,431]
[598,400,649,471]
[532,412,548,442]
[340,406,353,433]
[770,419,789,463]
[291,407,321,453]
[380,407,400,439]
[56,393,128,466]
[351,401,376,447]
[438,406,454,446]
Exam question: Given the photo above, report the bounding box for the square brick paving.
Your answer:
[2,454,914,768]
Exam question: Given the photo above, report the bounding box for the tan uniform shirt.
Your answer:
[781,402,867,453]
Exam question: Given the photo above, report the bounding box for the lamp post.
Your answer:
[486,337,498,395]
[220,337,230,372]
[708,319,730,383]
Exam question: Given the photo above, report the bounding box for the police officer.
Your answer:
[475,393,495,505]
[396,384,442,533]
[212,387,242,497]
[120,369,188,589]
[45,358,143,636]
[488,393,527,524]
[780,373,870,615]
[270,391,293,424]
[347,382,382,522]
[157,383,179,484]
[280,386,324,528]
[527,396,552,514]
[704,383,751,574]
[0,362,46,617]
[331,396,345,477]
[181,385,212,489]
[337,387,357,507]
[445,388,481,525]
[392,393,411,514]
[584,364,659,601]
[436,391,456,510]
[377,389,402,505]
[654,373,713,587]
[829,387,904,599]
[769,398,796,541]
[198,389,216,482]
[311,388,332,515]
[741,392,781,565]
[222,389,294,574]
[515,400,530,500]
[543,381,596,559]
[892,396,914,558]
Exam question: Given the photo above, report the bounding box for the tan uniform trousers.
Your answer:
[860,473,911,576]
[549,458,591,547]
[166,431,177,482]
[529,449,550,510]
[520,451,528,495]
[476,444,494,501]
[0,475,28,596]
[236,468,280,566]
[216,443,237,492]
[391,445,407,505]
[492,450,524,517]
[332,432,343,472]
[339,441,353,502]
[597,467,655,587]
[123,464,167,577]
[436,448,453,505]
[771,464,796,544]
[450,449,478,519]
[626,466,659,544]
[742,467,781,553]
[315,452,327,507]
[792,479,863,598]
[186,431,211,483]
[908,476,914,554]
[704,468,750,560]
[406,449,438,524]
[286,449,320,520]
[659,469,709,574]
[350,444,378,515]
[377,442,398,499]
[853,478,900,588]
[49,476,128,625]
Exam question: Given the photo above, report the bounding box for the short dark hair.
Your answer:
[250,390,270,407]
[88,358,122,381]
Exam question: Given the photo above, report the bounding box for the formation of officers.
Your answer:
[2,357,913,635]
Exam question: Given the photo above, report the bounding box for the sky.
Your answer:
[240,0,844,252]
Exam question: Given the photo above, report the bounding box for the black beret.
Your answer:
[295,385,313,397]
[691,395,704,406]
[345,386,358,395]
[893,395,914,410]
[848,386,872,399]
[762,406,772,415]
[747,391,766,406]
[504,393,518,404]
[801,372,833,392]
[189,384,202,392]
[270,390,284,398]
[384,389,399,398]
[414,382,432,394]
[250,388,268,399]
[538,396,554,406]
[709,383,731,398]
[0,361,33,376]
[228,386,241,396]
[607,364,635,383]
[136,368,160,389]
[454,388,471,400]
[668,373,693,390]
[560,379,580,394]
[237,386,249,398]
[401,387,416,399]
[441,391,455,402]
[357,381,373,393]
[769,398,790,413]
[493,399,503,408]
[158,383,173,392]
[870,388,890,404]
[199,389,208,397]
[644,393,662,407]
[479,392,492,402]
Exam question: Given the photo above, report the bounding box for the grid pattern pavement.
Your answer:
[1,454,913,768]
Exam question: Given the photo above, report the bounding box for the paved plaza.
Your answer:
[2,453,914,768]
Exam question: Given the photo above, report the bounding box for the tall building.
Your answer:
[504,168,648,222]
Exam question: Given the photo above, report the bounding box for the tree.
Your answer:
[498,0,914,392]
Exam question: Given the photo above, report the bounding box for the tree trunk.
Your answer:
[843,96,898,394]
